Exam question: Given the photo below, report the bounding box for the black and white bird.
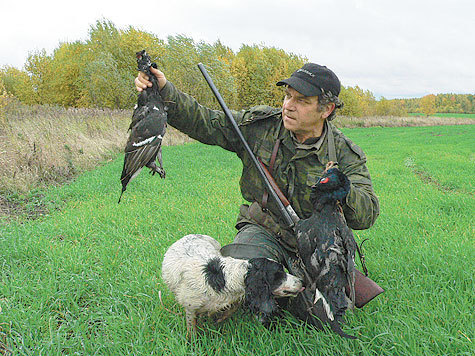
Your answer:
[118,50,167,203]
[293,162,357,339]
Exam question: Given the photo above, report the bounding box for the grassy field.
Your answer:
[0,125,474,355]
[1,98,473,206]
[0,99,193,197]
[336,114,475,128]
[408,112,475,118]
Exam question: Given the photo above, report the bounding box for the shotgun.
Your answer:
[197,63,384,308]
[197,63,298,229]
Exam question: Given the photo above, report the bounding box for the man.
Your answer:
[135,62,379,295]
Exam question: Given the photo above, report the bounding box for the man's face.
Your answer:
[281,86,327,142]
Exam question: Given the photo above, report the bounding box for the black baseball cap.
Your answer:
[276,63,341,97]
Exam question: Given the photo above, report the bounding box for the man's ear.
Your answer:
[322,102,336,119]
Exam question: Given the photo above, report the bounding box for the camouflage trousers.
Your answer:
[220,223,335,331]
[220,223,305,280]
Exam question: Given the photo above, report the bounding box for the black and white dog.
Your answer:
[161,234,304,334]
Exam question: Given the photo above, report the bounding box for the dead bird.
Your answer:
[293,162,357,339]
[118,50,167,203]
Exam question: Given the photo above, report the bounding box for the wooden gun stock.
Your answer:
[258,158,300,225]
[347,269,385,308]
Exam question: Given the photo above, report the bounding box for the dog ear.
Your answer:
[244,259,278,325]
[203,257,226,293]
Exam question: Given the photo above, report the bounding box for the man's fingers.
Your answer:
[137,72,151,83]
[135,68,166,92]
[135,76,148,91]
[150,67,160,76]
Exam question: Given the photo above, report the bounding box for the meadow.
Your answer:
[0,99,193,197]
[1,97,473,210]
[408,112,475,119]
[0,125,474,355]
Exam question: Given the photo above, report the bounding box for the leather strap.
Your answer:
[326,121,370,276]
[326,121,338,165]
[261,138,281,209]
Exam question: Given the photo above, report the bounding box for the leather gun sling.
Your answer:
[327,121,369,276]
[326,121,337,165]
[261,138,281,209]
[261,122,335,209]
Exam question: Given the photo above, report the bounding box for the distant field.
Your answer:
[1,125,473,355]
[1,100,473,204]
[409,112,475,118]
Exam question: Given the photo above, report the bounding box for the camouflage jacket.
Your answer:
[160,82,379,249]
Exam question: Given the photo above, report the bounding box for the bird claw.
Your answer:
[324,161,338,172]
[149,165,166,178]
[155,168,166,178]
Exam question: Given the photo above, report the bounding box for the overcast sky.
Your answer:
[1,0,474,99]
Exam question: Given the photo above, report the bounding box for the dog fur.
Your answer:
[161,234,303,334]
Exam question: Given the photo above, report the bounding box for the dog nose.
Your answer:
[295,278,305,293]
[296,277,304,287]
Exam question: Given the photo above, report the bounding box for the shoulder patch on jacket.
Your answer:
[239,105,281,126]
[333,128,366,161]
[344,136,366,161]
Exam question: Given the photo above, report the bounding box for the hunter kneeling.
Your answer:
[136,62,382,337]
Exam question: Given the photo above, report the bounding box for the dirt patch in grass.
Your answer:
[0,195,18,217]
[405,158,472,195]
[412,169,456,193]
[0,192,52,223]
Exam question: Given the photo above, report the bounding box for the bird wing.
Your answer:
[119,99,167,198]
[121,138,162,180]
[297,209,356,318]
[120,107,166,183]
[335,208,357,305]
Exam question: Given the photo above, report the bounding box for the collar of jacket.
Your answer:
[277,117,332,163]
[291,123,327,151]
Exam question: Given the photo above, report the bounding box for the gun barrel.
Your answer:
[198,63,295,229]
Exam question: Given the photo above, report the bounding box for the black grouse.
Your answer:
[292,162,357,339]
[118,50,167,203]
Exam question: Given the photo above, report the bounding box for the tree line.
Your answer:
[1,20,473,116]
[401,94,474,115]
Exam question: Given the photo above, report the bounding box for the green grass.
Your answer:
[1,126,474,355]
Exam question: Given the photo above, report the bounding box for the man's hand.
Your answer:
[135,66,167,92]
